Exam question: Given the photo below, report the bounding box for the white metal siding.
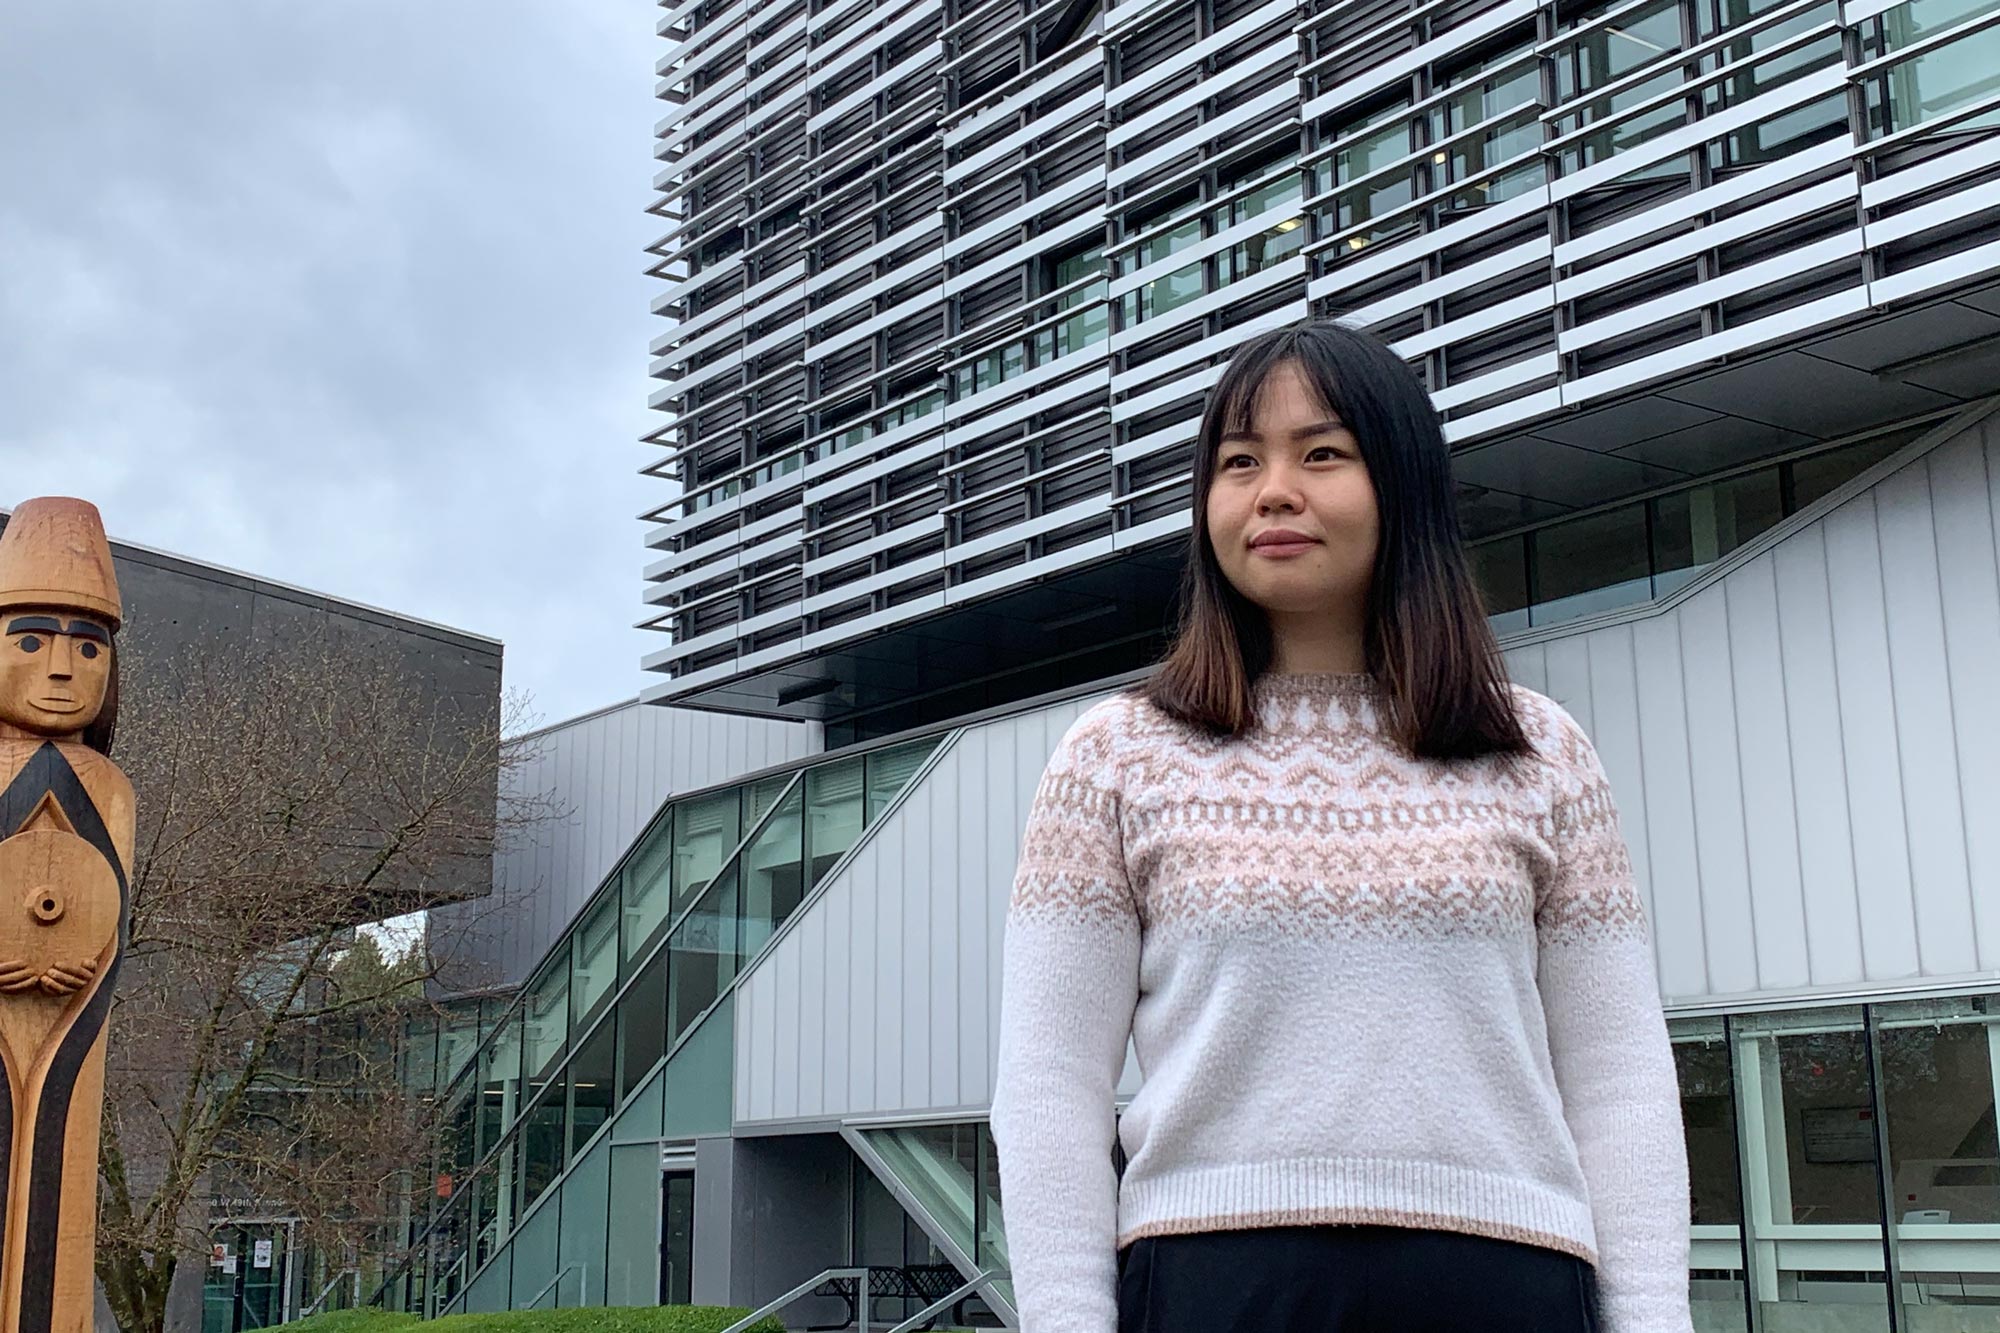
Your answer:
[1502,409,2000,1006]
[732,408,2000,1124]
[734,699,1108,1125]
[435,699,820,989]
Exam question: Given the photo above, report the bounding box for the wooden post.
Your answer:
[0,498,133,1333]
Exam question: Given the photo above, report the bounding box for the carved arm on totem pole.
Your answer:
[0,498,133,1333]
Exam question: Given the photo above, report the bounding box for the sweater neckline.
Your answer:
[1254,670,1381,699]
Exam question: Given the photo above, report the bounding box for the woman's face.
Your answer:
[1205,359,1380,620]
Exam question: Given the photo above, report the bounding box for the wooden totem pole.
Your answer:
[0,498,131,1333]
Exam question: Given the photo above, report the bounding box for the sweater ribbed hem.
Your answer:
[1115,1156,1600,1265]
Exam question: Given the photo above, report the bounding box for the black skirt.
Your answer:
[1115,1223,1603,1333]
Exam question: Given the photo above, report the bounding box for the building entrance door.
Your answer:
[661,1157,695,1305]
[201,1222,291,1332]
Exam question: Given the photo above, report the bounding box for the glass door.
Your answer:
[661,1158,695,1305]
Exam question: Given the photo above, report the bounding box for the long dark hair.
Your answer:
[1142,319,1528,761]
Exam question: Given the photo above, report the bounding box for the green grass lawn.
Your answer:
[286,1308,785,1333]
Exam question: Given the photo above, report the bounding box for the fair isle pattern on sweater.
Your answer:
[989,673,1694,1333]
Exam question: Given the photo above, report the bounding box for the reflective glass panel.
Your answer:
[667,867,739,1047]
[568,1020,617,1161]
[516,1091,565,1216]
[1733,1008,1892,1329]
[621,809,674,974]
[478,1014,523,1158]
[740,782,806,959]
[440,1007,481,1087]
[1468,535,1531,633]
[672,790,742,918]
[1530,503,1651,624]
[1675,1018,1750,1329]
[1652,469,1784,598]
[572,894,619,1029]
[806,757,867,888]
[866,739,938,822]
[522,966,569,1093]
[1878,16,2000,134]
[1877,998,2000,1323]
[620,952,669,1098]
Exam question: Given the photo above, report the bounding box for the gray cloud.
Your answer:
[1,0,666,726]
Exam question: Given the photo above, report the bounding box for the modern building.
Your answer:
[389,0,2000,1326]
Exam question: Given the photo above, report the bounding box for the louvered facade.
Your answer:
[644,0,2000,742]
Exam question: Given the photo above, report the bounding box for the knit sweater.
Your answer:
[989,672,1692,1333]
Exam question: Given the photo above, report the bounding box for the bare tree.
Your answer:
[93,629,542,1333]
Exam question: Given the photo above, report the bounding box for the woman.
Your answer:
[989,321,1692,1333]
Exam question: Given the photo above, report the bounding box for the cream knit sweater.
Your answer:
[989,672,1692,1333]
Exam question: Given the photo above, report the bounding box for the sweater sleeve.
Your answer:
[989,701,1143,1333]
[1534,705,1694,1333]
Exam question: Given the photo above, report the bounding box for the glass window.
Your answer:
[573,895,620,1030]
[1558,0,1684,96]
[478,1014,523,1159]
[1673,1019,1749,1323]
[1733,1008,1891,1328]
[1433,54,1544,207]
[620,953,669,1098]
[473,1163,505,1270]
[403,1015,439,1092]
[740,782,806,959]
[1323,104,1416,244]
[522,967,569,1093]
[1530,503,1651,624]
[806,757,867,888]
[1877,998,2000,1320]
[1792,433,1909,509]
[672,789,742,919]
[516,1090,566,1216]
[1876,15,2000,135]
[667,867,739,1048]
[865,739,939,823]
[440,1009,481,1086]
[1468,535,1531,633]
[568,1021,617,1161]
[1652,469,1784,597]
[622,810,675,975]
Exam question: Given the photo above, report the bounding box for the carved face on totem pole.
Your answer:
[0,613,112,742]
[0,499,120,748]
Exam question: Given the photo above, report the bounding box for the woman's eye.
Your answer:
[14,637,39,654]
[1221,454,1254,469]
[79,642,99,660]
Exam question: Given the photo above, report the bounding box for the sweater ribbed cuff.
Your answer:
[1115,1155,1600,1263]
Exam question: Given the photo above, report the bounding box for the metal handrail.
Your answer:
[719,1265,870,1333]
[299,1269,358,1319]
[885,1267,1008,1333]
[523,1262,586,1310]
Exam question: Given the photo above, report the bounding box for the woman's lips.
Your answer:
[1249,535,1321,558]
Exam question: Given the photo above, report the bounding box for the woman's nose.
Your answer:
[46,636,74,680]
[1256,468,1305,513]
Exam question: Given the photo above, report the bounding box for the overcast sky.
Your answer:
[1,1,668,728]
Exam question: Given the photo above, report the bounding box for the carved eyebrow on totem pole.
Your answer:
[0,498,132,1333]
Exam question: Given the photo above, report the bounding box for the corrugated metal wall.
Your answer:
[1505,408,2000,1007]
[731,407,2000,1126]
[434,699,820,990]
